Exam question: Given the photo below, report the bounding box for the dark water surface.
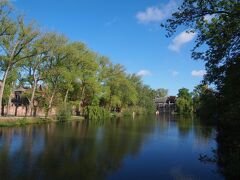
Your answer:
[0,115,224,180]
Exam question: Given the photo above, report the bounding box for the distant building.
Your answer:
[0,84,56,117]
[154,96,177,112]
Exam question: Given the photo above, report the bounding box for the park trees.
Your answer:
[0,0,13,37]
[0,17,39,116]
[163,1,240,178]
[192,84,218,121]
[0,0,156,119]
[42,34,69,117]
[176,88,193,114]
[21,33,57,116]
[162,0,240,117]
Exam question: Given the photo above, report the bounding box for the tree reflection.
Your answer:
[198,118,240,179]
[0,116,224,179]
[0,117,154,180]
[216,121,240,179]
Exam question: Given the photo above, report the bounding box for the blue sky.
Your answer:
[13,0,206,95]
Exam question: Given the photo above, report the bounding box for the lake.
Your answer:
[0,114,224,180]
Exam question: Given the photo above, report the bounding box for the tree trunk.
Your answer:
[80,87,85,116]
[25,106,28,117]
[6,83,13,116]
[1,105,4,116]
[15,105,18,116]
[29,78,37,116]
[64,89,69,105]
[0,66,10,117]
[45,89,55,118]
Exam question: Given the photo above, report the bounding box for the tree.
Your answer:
[192,84,218,121]
[155,88,168,98]
[0,0,13,37]
[43,34,69,117]
[192,84,208,112]
[162,1,240,178]
[74,46,99,112]
[21,33,57,116]
[176,88,193,114]
[162,0,240,109]
[0,17,39,116]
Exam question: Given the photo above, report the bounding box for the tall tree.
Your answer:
[0,17,39,116]
[43,34,69,117]
[176,88,193,114]
[21,33,56,116]
[163,2,240,178]
[162,0,240,92]
[0,0,13,37]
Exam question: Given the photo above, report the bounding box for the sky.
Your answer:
[13,0,206,95]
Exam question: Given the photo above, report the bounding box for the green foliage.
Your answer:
[163,1,240,179]
[163,0,240,119]
[176,88,193,114]
[192,85,218,122]
[221,57,240,122]
[85,106,111,121]
[56,104,72,122]
[176,97,193,114]
[155,88,168,97]
[0,1,155,120]
[0,117,51,127]
[122,106,153,117]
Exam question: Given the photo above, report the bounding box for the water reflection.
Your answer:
[0,115,223,179]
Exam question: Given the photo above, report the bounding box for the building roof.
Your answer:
[154,97,168,103]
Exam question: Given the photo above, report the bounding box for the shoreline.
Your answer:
[0,116,85,127]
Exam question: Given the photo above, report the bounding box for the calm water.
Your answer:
[0,114,224,180]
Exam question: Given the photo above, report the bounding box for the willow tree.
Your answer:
[0,17,39,116]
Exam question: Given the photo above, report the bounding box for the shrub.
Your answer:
[57,104,72,121]
[85,106,111,121]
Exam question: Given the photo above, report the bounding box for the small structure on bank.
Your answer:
[0,84,56,117]
[11,87,30,116]
[154,96,177,112]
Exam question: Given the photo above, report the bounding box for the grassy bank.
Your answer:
[0,116,84,127]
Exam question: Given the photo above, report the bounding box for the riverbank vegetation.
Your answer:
[162,0,240,178]
[0,117,53,127]
[0,0,156,120]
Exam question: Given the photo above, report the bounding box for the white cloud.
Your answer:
[171,70,179,77]
[136,70,152,77]
[136,0,177,24]
[136,7,164,23]
[191,70,206,77]
[168,30,196,52]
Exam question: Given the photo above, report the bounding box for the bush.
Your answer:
[176,97,193,114]
[85,106,111,121]
[57,104,72,121]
